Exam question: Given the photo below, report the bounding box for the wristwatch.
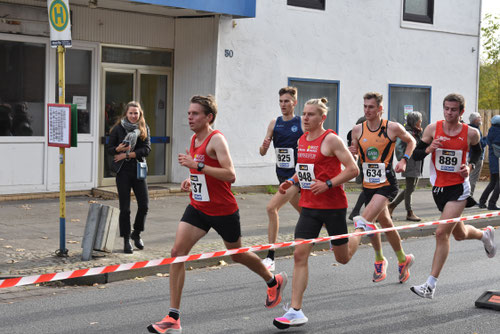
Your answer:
[197,162,205,172]
[325,179,333,189]
[469,163,476,170]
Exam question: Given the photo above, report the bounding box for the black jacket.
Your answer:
[107,123,151,174]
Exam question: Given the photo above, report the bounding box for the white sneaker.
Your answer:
[273,307,308,329]
[262,257,275,272]
[410,282,435,299]
[482,226,497,258]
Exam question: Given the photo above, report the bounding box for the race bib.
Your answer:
[296,163,316,189]
[190,173,210,202]
[362,163,387,184]
[275,148,294,169]
[435,149,462,173]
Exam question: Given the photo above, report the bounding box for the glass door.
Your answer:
[139,70,171,181]
[101,69,135,185]
[100,68,171,186]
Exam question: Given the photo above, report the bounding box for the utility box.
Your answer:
[82,203,119,261]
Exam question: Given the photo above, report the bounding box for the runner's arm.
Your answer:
[310,134,359,195]
[412,123,435,161]
[204,133,237,182]
[349,124,362,161]
[392,122,416,173]
[259,119,276,156]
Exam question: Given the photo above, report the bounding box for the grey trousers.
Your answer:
[469,159,484,196]
[391,177,418,211]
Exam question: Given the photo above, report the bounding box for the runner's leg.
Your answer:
[169,222,207,309]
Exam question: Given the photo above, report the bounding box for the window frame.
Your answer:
[403,0,434,24]
[388,83,432,128]
[287,0,325,11]
[288,77,340,133]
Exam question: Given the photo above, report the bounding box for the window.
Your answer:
[102,47,172,67]
[388,85,431,128]
[403,0,433,24]
[288,0,325,10]
[56,49,92,134]
[0,40,46,136]
[289,78,339,132]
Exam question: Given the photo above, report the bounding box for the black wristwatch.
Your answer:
[197,162,205,172]
[325,179,333,189]
[469,163,476,170]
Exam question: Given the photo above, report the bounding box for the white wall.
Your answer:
[171,17,218,183]
[215,0,481,185]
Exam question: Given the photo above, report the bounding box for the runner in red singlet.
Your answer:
[148,96,286,334]
[410,93,497,299]
[272,98,362,330]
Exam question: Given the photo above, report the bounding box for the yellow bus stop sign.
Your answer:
[48,0,72,47]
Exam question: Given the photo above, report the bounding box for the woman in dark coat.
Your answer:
[107,101,151,254]
[479,115,500,210]
[388,111,423,221]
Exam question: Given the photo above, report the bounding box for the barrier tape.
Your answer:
[1,211,499,289]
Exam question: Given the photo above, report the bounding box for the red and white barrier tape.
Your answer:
[1,211,499,289]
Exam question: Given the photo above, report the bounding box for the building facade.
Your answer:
[0,0,482,194]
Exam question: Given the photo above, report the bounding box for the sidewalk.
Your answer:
[0,182,498,286]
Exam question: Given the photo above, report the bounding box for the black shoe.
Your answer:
[348,211,358,221]
[479,203,487,209]
[466,197,477,208]
[487,204,500,210]
[124,238,133,254]
[130,231,144,250]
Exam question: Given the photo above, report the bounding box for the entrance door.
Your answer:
[100,68,171,186]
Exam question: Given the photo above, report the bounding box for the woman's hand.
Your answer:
[114,153,127,162]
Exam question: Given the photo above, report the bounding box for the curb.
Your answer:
[61,217,498,286]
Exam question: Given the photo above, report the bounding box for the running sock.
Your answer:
[375,250,385,262]
[267,250,275,261]
[426,275,438,289]
[168,308,180,321]
[266,275,277,288]
[293,308,301,311]
[396,249,407,264]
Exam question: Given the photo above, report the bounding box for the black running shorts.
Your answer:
[181,204,241,243]
[294,208,348,246]
[432,182,470,212]
[363,184,399,204]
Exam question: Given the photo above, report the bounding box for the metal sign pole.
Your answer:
[57,45,68,257]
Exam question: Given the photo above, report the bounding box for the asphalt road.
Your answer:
[1,232,500,334]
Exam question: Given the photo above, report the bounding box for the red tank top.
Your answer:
[297,129,348,209]
[430,120,469,187]
[189,130,238,216]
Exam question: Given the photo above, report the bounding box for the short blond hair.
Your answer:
[305,97,329,116]
[363,92,383,106]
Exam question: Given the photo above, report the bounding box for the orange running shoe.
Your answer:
[372,258,387,283]
[147,315,182,333]
[265,271,287,308]
[398,254,415,283]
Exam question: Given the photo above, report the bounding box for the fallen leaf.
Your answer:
[89,200,97,204]
[4,245,12,249]
[40,236,49,239]
[7,260,18,264]
[97,286,106,289]
[90,322,99,325]
[70,219,80,222]
[68,240,79,244]
[332,263,339,267]
[21,204,31,210]
[219,260,228,266]
[15,249,25,252]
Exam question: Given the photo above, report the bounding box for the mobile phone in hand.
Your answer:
[122,140,130,146]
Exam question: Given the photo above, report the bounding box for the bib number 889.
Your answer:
[438,156,458,166]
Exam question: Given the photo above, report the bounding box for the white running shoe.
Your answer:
[482,226,497,258]
[273,307,308,329]
[410,283,435,299]
[262,257,276,272]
